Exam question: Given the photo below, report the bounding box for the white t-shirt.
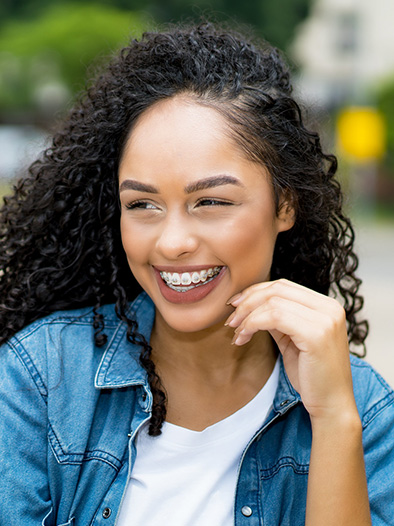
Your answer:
[117,359,280,526]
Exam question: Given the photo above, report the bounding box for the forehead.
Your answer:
[121,96,241,160]
[118,96,271,195]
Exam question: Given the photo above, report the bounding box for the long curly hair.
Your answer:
[0,22,367,435]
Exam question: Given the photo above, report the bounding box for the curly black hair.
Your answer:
[0,22,367,435]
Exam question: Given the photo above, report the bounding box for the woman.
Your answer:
[1,23,393,526]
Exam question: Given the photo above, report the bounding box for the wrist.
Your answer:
[310,407,362,439]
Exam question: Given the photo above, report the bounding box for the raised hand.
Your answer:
[225,278,357,422]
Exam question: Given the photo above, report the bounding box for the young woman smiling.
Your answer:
[1,23,393,526]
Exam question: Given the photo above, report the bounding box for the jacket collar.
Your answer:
[95,293,154,389]
[272,358,301,414]
[95,292,302,416]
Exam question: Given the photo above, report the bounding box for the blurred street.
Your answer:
[355,221,394,387]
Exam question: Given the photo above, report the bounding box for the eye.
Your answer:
[195,198,233,207]
[125,200,158,210]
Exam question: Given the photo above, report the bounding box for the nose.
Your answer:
[155,212,199,260]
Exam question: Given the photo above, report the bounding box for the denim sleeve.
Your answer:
[354,361,394,526]
[0,340,52,525]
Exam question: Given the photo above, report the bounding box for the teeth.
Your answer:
[191,272,200,284]
[172,273,180,285]
[181,273,192,285]
[160,266,221,289]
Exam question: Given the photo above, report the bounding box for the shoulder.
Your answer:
[350,354,394,428]
[12,302,120,340]
[350,358,394,520]
[1,303,121,395]
[1,293,154,393]
[5,302,121,352]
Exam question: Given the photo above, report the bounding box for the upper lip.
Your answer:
[153,265,223,273]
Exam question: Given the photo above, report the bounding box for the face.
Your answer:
[118,97,294,333]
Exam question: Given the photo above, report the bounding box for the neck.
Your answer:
[150,311,277,387]
[149,311,278,430]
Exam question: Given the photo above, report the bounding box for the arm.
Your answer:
[306,409,370,525]
[226,279,371,525]
[0,340,52,525]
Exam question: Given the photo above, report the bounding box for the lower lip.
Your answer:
[154,267,226,304]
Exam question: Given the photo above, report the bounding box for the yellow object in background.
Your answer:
[337,107,386,161]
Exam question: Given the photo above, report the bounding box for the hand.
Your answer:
[225,279,358,422]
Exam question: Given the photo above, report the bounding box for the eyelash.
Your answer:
[197,197,232,206]
[125,200,156,210]
[125,199,233,210]
[195,198,233,207]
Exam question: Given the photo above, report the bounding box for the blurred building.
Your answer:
[292,0,394,387]
[292,0,394,108]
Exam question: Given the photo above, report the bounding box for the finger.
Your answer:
[226,279,342,328]
[228,279,312,305]
[232,298,337,350]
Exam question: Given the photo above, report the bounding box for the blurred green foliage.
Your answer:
[0,0,311,121]
[377,80,394,176]
[134,0,311,51]
[0,3,147,116]
[0,0,312,52]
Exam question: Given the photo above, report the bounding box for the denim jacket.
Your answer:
[1,292,394,526]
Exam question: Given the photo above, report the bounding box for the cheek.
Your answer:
[220,213,278,279]
[120,217,148,266]
[120,219,156,296]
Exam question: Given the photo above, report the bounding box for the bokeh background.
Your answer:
[1,0,393,384]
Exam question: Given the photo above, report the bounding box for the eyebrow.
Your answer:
[119,180,158,193]
[184,175,243,194]
[119,175,243,194]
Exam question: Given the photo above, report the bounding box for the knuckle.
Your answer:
[267,295,282,309]
[326,297,346,322]
[323,309,345,336]
[269,308,282,324]
[328,296,344,313]
[332,302,346,323]
[270,279,284,293]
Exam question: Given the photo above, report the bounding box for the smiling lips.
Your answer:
[154,266,226,304]
[159,266,222,292]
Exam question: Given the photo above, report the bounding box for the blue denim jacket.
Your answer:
[1,292,394,526]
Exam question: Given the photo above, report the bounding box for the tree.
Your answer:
[124,0,312,51]
[0,0,312,51]
[0,3,147,119]
[0,0,312,122]
[377,79,394,175]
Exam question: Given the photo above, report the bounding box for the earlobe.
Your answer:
[277,199,296,233]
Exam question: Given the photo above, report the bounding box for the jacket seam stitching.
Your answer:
[48,422,121,470]
[351,359,393,392]
[259,456,309,478]
[16,319,119,342]
[362,391,394,428]
[7,340,48,401]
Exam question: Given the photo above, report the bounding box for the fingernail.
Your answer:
[224,312,235,326]
[232,334,244,346]
[226,293,242,306]
[231,328,245,345]
[226,314,240,328]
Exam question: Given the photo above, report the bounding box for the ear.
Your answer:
[276,195,296,233]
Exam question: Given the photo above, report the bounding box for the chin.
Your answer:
[155,303,233,334]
